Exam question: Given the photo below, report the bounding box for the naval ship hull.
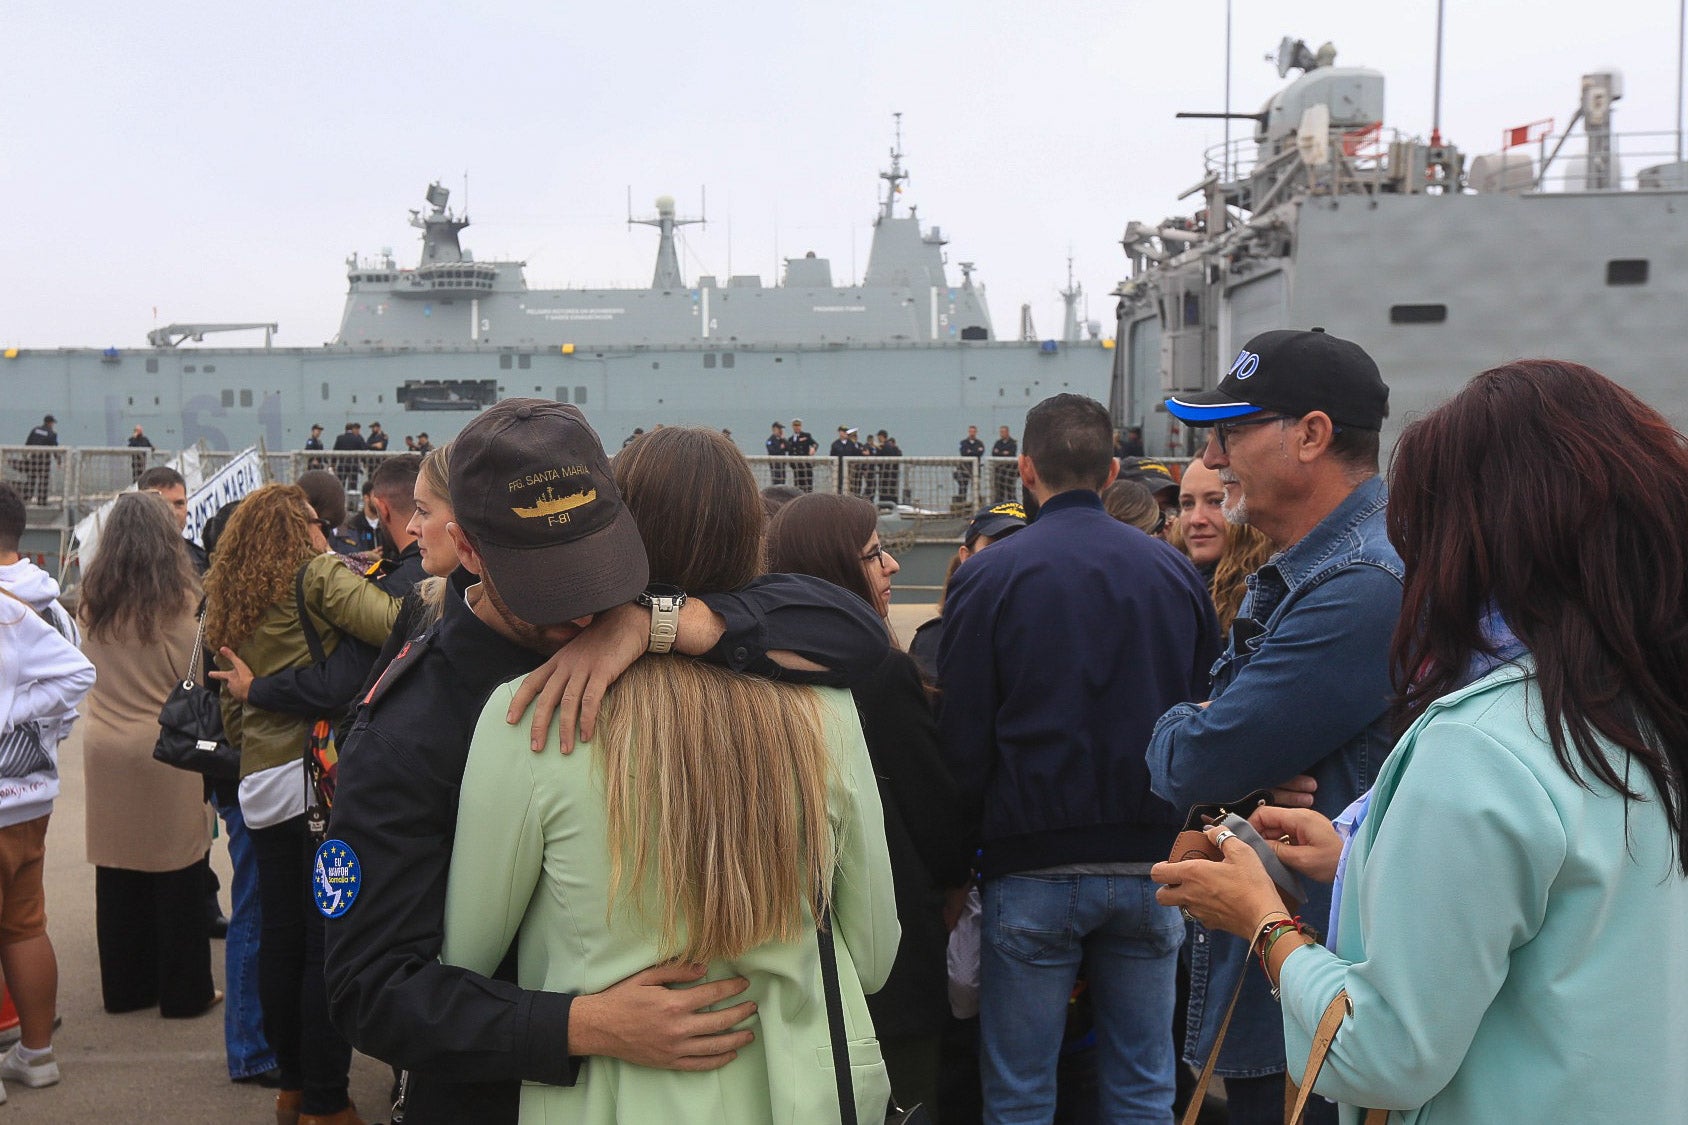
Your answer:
[2,338,1110,453]
[1117,187,1688,452]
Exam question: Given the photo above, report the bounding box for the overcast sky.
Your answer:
[3,0,1681,349]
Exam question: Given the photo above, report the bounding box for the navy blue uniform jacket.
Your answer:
[937,488,1219,876]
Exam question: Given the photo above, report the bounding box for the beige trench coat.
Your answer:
[81,604,213,872]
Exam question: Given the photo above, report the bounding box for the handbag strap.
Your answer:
[1182,966,1387,1125]
[295,564,327,664]
[1179,949,1250,1125]
[817,903,858,1125]
[1285,991,1387,1125]
[181,597,209,688]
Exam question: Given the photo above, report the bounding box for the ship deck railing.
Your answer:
[1203,126,1684,200]
[5,446,1025,583]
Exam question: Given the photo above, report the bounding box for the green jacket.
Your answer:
[1280,661,1688,1121]
[221,552,399,779]
[443,680,900,1124]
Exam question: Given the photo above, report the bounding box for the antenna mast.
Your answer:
[1431,0,1446,145]
[880,112,907,221]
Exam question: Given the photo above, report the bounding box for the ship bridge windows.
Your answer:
[1607,259,1649,285]
[146,358,159,374]
[501,353,535,370]
[240,390,253,407]
[1389,304,1448,325]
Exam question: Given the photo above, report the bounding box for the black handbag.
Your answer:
[153,604,241,780]
[818,905,931,1125]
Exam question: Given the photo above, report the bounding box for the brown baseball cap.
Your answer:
[449,399,649,625]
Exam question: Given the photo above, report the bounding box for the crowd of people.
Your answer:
[2,327,1687,1123]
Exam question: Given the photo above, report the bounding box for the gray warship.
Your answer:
[0,128,1108,453]
[1111,37,1688,455]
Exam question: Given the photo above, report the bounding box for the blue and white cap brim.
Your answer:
[1164,395,1262,424]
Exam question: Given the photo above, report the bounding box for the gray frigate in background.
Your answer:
[1,121,1107,453]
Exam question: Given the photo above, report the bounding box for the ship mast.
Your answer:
[879,112,907,222]
[630,194,704,290]
[1060,255,1083,343]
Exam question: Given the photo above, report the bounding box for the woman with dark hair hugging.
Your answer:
[1155,360,1688,1121]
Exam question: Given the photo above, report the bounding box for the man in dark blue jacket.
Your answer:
[939,393,1219,1124]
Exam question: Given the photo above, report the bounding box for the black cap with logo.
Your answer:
[964,501,1028,547]
[1118,457,1179,499]
[449,399,649,625]
[1165,328,1389,430]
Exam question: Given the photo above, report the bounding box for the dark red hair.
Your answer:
[1387,359,1688,873]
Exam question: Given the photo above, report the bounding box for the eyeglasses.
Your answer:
[861,544,893,568]
[1213,413,1295,453]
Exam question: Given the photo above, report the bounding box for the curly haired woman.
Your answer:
[206,484,398,1125]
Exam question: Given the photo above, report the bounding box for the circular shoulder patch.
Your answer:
[313,838,362,919]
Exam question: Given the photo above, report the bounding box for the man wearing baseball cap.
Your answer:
[1148,329,1403,1125]
[324,400,888,1124]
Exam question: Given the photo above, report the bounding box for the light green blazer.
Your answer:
[1280,661,1688,1122]
[443,681,899,1124]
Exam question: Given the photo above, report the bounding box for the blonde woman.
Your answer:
[442,428,898,1123]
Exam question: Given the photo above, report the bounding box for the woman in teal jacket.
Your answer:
[442,428,898,1124]
[1154,360,1688,1122]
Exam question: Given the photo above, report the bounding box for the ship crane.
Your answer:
[147,322,278,348]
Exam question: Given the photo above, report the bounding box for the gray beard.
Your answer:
[1219,474,1248,525]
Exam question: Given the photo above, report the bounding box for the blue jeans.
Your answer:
[981,873,1183,1125]
[212,791,278,1080]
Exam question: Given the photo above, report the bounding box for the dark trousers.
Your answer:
[94,861,216,1017]
[250,816,352,1115]
[1225,1072,1338,1125]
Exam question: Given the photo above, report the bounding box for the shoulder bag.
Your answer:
[295,564,340,841]
[818,904,930,1125]
[153,602,241,780]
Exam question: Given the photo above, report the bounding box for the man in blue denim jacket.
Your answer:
[1148,329,1403,1125]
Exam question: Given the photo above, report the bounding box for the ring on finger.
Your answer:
[1212,829,1237,849]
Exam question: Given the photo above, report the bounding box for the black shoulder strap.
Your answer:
[817,904,859,1125]
[295,563,327,664]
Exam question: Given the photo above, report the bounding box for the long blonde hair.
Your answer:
[597,428,836,962]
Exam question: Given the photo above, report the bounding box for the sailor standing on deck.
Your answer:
[20,417,57,506]
[788,419,817,492]
[764,422,788,485]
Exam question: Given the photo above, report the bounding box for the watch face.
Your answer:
[639,583,687,607]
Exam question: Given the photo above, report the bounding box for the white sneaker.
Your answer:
[0,1042,58,1088]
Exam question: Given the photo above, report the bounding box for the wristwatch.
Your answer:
[636,584,688,654]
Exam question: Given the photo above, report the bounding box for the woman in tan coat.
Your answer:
[78,491,217,1017]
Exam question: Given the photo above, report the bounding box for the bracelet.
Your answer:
[1250,910,1293,954]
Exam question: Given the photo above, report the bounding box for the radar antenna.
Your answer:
[879,112,908,221]
[630,192,706,290]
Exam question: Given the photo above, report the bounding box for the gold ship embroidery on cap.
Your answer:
[511,486,597,519]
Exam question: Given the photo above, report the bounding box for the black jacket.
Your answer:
[852,649,972,1037]
[323,570,889,1123]
[333,431,367,452]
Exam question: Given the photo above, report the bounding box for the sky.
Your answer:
[3,0,1682,350]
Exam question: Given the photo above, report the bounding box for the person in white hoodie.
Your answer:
[0,581,94,1103]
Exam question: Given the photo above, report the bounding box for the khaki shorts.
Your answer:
[0,815,49,944]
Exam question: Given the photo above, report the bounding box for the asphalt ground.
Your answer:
[18,603,941,1123]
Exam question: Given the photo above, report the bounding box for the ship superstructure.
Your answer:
[1111,37,1688,454]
